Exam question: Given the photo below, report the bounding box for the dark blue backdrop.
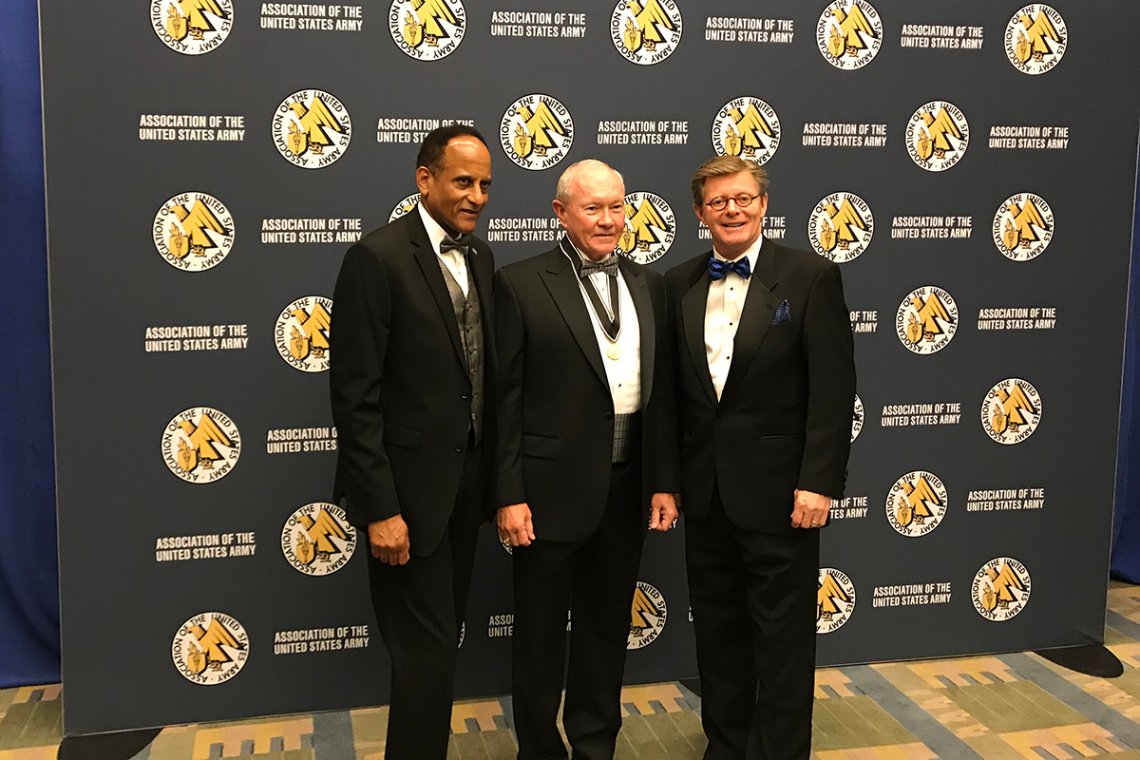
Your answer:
[0,0,1138,689]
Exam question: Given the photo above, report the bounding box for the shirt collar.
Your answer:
[417,202,449,257]
[712,233,764,273]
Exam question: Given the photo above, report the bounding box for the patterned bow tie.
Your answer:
[580,256,619,279]
[708,255,751,280]
[440,233,472,256]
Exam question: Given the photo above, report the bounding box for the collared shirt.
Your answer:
[418,203,468,297]
[562,237,641,414]
[705,235,764,400]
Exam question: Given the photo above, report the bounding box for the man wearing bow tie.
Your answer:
[329,125,496,760]
[662,156,855,760]
[495,159,678,760]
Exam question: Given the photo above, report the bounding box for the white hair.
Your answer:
[555,159,624,204]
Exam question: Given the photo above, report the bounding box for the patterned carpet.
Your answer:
[7,584,1140,760]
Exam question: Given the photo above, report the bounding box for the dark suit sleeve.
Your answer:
[493,267,527,507]
[797,262,856,499]
[650,273,681,493]
[329,243,401,526]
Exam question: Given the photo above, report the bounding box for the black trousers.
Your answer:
[366,436,484,760]
[685,487,819,760]
[512,458,644,760]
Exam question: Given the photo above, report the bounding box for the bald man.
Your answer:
[495,160,678,760]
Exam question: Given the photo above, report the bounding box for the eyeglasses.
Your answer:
[705,193,759,211]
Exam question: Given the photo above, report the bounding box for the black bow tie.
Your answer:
[579,256,619,279]
[440,233,472,256]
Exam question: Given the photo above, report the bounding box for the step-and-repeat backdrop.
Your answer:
[41,0,1139,735]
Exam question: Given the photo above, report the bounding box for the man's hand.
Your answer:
[368,514,411,565]
[791,489,831,529]
[649,492,679,531]
[498,503,535,547]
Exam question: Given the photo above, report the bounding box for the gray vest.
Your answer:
[438,255,484,443]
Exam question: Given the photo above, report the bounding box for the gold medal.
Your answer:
[606,344,622,360]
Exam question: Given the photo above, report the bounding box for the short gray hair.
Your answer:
[555,159,624,204]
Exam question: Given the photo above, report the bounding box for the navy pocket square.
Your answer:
[771,300,791,325]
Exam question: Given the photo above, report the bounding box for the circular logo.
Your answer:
[712,97,781,165]
[896,286,958,354]
[817,568,856,634]
[275,296,334,373]
[618,192,675,264]
[151,0,233,54]
[389,193,421,223]
[906,101,969,172]
[816,0,882,69]
[153,192,235,272]
[272,90,352,169]
[389,0,466,60]
[886,470,948,537]
[1005,5,1067,75]
[500,94,575,171]
[172,612,249,684]
[162,407,241,483]
[628,581,667,649]
[852,394,864,443]
[982,378,1042,445]
[993,193,1054,261]
[281,502,357,576]
[972,558,1032,621]
[611,0,682,65]
[809,192,874,263]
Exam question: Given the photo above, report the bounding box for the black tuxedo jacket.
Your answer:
[663,238,855,533]
[494,243,675,542]
[329,209,497,555]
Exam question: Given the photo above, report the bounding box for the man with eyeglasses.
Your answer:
[661,155,855,760]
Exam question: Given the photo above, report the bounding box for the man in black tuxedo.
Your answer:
[495,160,678,760]
[328,125,496,760]
[663,156,855,760]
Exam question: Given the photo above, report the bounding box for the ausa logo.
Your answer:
[501,94,575,171]
[619,192,675,264]
[982,378,1042,445]
[887,470,948,537]
[1005,5,1067,75]
[972,557,1031,621]
[816,0,882,70]
[993,193,1054,262]
[712,97,781,166]
[906,101,969,172]
[628,581,667,649]
[851,394,864,443]
[162,407,241,483]
[389,193,421,222]
[611,0,683,66]
[272,90,352,169]
[389,0,466,61]
[172,612,249,684]
[151,0,232,55]
[153,192,235,272]
[281,502,357,576]
[817,568,855,634]
[809,192,874,263]
[896,286,958,354]
[275,296,333,373]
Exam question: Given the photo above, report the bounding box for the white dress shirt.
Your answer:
[705,235,764,400]
[563,238,641,414]
[418,203,468,296]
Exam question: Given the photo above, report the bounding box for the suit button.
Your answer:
[604,412,613,420]
[455,445,462,453]
[715,409,724,418]
[461,393,470,400]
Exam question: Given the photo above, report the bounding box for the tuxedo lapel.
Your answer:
[621,258,654,406]
[539,247,608,390]
[719,237,780,405]
[407,211,466,371]
[470,243,495,362]
[680,256,718,405]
